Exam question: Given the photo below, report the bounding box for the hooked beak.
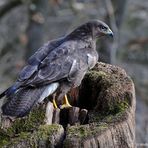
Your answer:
[107,28,113,38]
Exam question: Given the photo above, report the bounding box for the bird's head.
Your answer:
[89,20,113,39]
[68,20,113,40]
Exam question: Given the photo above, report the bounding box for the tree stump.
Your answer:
[0,62,136,148]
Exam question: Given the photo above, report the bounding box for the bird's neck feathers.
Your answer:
[67,23,93,42]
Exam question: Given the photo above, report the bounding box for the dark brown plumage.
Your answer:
[0,20,113,117]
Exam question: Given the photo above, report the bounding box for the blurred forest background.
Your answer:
[0,0,148,144]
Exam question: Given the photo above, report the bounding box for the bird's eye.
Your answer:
[99,25,107,30]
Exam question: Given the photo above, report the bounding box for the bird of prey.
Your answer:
[0,20,113,118]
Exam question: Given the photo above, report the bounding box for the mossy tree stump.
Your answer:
[65,62,136,148]
[0,62,136,148]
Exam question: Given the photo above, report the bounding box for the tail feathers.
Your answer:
[0,84,20,99]
[2,86,46,117]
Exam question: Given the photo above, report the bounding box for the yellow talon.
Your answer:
[64,95,72,107]
[60,95,72,109]
[53,98,58,109]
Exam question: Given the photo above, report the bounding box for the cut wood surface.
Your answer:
[0,62,136,148]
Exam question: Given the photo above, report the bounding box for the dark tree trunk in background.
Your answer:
[111,0,127,27]
[99,0,127,63]
[26,0,50,59]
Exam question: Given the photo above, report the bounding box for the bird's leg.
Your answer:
[52,95,58,109]
[64,95,72,107]
[60,95,72,109]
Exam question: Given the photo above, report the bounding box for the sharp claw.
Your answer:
[60,104,72,109]
[60,95,72,109]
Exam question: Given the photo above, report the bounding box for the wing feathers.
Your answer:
[19,65,37,81]
[17,39,88,88]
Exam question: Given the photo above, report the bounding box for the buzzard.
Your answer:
[0,20,113,118]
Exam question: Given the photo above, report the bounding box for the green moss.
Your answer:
[36,124,62,140]
[10,132,31,144]
[18,132,31,139]
[88,95,129,122]
[1,124,62,147]
[5,106,45,137]
[0,129,10,147]
[87,71,107,81]
[0,132,30,147]
[67,122,108,140]
[27,124,63,147]
[0,135,9,147]
[89,100,129,124]
[0,139,9,147]
[0,106,45,147]
[86,70,115,90]
[108,100,129,115]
